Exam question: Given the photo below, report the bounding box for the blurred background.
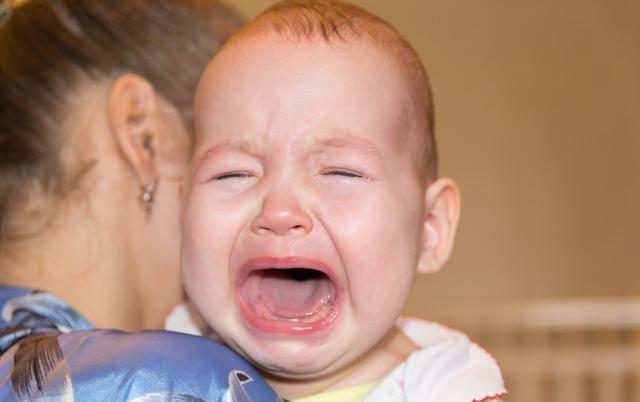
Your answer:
[231,1,639,400]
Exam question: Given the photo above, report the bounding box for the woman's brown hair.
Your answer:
[0,0,243,242]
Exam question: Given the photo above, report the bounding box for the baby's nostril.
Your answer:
[255,225,271,235]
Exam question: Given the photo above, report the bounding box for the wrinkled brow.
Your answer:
[194,134,382,170]
[195,140,259,167]
[313,134,382,159]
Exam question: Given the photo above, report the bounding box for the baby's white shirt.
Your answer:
[166,305,507,402]
[364,317,507,402]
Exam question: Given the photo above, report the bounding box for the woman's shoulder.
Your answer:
[0,328,281,401]
[0,285,30,327]
[0,286,281,401]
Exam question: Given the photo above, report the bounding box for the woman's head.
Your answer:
[0,0,243,329]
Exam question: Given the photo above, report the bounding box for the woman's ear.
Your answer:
[107,73,158,186]
[417,178,461,274]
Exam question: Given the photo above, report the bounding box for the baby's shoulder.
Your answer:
[364,317,508,402]
[397,316,495,362]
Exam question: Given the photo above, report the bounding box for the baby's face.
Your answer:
[182,37,427,378]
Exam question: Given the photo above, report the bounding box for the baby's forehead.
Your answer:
[197,32,418,118]
[194,7,435,178]
[209,1,433,178]
[196,36,418,140]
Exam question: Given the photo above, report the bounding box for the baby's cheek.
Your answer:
[181,199,220,278]
[346,206,420,305]
[181,244,227,326]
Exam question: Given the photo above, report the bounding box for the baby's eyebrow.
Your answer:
[195,140,257,167]
[314,134,382,159]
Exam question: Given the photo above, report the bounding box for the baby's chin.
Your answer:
[229,332,356,380]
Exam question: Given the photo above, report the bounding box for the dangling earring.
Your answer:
[139,180,157,213]
[139,135,156,214]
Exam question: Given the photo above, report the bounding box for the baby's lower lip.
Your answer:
[238,298,339,336]
[236,265,341,336]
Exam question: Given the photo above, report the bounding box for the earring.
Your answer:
[139,180,157,213]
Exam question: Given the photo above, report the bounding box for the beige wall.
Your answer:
[228,0,640,315]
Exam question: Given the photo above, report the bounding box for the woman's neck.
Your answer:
[0,205,161,331]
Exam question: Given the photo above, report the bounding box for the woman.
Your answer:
[0,0,240,331]
[0,1,282,400]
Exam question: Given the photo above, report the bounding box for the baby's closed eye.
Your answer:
[321,169,365,178]
[214,171,255,180]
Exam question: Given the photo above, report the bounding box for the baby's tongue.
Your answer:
[249,269,334,320]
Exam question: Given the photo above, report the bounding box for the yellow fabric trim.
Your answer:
[293,381,379,402]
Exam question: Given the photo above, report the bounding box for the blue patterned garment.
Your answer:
[0,286,285,402]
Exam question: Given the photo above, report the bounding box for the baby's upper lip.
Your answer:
[237,256,337,283]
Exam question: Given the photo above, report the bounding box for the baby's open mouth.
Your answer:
[239,267,338,333]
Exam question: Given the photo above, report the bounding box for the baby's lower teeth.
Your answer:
[258,295,334,322]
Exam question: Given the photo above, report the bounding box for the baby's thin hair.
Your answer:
[236,0,437,180]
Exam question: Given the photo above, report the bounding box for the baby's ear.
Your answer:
[417,178,461,274]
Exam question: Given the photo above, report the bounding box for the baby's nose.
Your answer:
[251,189,313,236]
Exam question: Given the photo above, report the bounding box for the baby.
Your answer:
[181,1,507,401]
